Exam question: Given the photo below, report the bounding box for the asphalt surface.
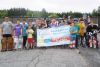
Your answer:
[0,33,100,67]
[78,33,100,67]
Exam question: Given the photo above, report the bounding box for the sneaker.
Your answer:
[90,43,92,48]
[94,44,96,48]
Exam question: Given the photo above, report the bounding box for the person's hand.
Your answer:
[27,30,30,33]
[19,35,22,38]
[70,31,74,34]
[1,34,3,39]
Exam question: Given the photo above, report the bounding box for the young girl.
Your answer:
[26,25,34,49]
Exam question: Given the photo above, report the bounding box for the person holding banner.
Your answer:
[41,19,47,28]
[49,18,59,48]
[70,22,78,48]
[74,19,80,48]
[49,18,59,28]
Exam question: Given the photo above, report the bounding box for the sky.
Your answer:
[0,0,100,13]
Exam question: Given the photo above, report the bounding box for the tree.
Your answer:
[41,8,48,18]
[0,10,8,17]
[48,13,59,18]
[97,6,100,16]
[8,8,27,17]
[26,10,34,17]
[92,9,98,17]
[72,12,83,18]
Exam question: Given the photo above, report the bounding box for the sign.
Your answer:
[37,25,71,47]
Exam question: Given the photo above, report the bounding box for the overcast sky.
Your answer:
[0,0,100,13]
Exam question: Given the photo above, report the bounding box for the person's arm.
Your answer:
[26,29,28,34]
[20,28,22,36]
[13,26,16,36]
[86,26,90,32]
[44,22,47,28]
[70,28,74,34]
[86,25,92,33]
[0,23,3,36]
[30,29,34,34]
[74,30,78,34]
[83,23,85,29]
[71,30,77,34]
[11,22,14,36]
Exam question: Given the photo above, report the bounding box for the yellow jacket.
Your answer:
[79,22,85,36]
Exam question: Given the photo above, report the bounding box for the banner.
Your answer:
[37,25,71,47]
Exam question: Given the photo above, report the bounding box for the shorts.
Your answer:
[27,38,33,44]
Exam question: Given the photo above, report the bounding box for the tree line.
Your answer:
[0,6,100,18]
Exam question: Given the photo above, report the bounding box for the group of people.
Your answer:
[0,16,99,52]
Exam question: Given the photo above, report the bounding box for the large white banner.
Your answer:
[37,25,71,47]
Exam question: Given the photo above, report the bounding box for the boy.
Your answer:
[70,22,78,48]
[13,20,22,49]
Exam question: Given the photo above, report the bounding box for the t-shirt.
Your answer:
[13,24,22,36]
[22,24,28,36]
[49,22,58,28]
[27,29,34,38]
[1,21,13,34]
[74,22,80,35]
[70,26,77,38]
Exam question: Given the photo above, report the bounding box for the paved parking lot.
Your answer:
[0,33,100,67]
[0,48,90,67]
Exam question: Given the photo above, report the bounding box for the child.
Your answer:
[70,22,78,48]
[13,20,22,49]
[26,25,34,49]
[21,19,28,49]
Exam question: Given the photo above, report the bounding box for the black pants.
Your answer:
[23,36,27,48]
[75,35,79,48]
[3,34,12,37]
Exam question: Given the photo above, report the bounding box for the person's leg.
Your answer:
[72,37,76,48]
[1,37,7,51]
[7,36,14,51]
[80,35,84,47]
[30,43,33,49]
[75,35,79,48]
[69,37,74,48]
[93,39,96,48]
[94,34,99,48]
[33,34,37,47]
[85,33,89,47]
[84,33,87,47]
[14,37,18,49]
[88,35,92,47]
[32,38,35,48]
[23,36,27,49]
